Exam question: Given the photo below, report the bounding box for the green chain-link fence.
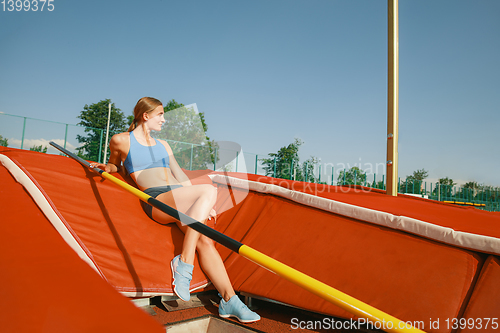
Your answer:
[1,112,498,211]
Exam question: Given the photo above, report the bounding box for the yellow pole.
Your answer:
[240,246,423,332]
[101,171,422,332]
[387,0,399,196]
[49,141,423,333]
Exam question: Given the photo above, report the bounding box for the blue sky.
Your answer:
[1,0,499,186]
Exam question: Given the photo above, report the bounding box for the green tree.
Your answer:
[337,166,367,186]
[401,168,429,194]
[29,145,48,153]
[457,182,500,205]
[433,177,456,200]
[463,181,479,190]
[165,99,183,112]
[261,138,303,180]
[261,138,324,183]
[153,100,215,170]
[126,114,134,128]
[478,185,500,204]
[0,134,7,147]
[374,180,385,190]
[456,181,479,201]
[302,156,322,183]
[162,100,211,143]
[76,99,127,162]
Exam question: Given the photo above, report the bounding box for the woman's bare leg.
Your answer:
[177,225,235,302]
[153,184,215,263]
[153,184,236,301]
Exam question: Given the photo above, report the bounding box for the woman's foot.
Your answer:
[171,255,193,301]
[219,295,261,323]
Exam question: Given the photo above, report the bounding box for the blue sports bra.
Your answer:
[123,131,170,174]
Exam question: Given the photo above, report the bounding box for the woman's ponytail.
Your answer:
[127,120,137,132]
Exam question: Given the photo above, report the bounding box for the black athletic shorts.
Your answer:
[140,185,183,222]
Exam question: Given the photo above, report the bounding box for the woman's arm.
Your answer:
[91,134,126,173]
[160,140,192,186]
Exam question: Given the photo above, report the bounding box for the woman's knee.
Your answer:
[200,184,217,204]
[197,235,215,251]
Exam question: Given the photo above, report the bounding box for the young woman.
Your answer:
[91,97,259,323]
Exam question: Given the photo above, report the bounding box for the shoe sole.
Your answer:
[219,314,260,323]
[171,257,190,302]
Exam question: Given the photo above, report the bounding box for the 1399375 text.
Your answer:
[2,0,54,12]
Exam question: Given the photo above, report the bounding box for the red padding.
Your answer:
[215,186,483,333]
[458,255,500,333]
[1,148,212,295]
[0,159,164,332]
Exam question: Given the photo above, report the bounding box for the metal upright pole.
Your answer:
[64,124,68,149]
[235,151,239,172]
[103,102,112,163]
[213,148,218,171]
[386,0,399,196]
[190,144,194,170]
[305,161,308,182]
[21,117,27,149]
[98,129,103,164]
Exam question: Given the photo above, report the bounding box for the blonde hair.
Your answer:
[128,97,163,132]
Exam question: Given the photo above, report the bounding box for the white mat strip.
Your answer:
[0,154,105,277]
[210,174,500,255]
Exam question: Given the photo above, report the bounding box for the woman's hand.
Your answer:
[89,163,108,172]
